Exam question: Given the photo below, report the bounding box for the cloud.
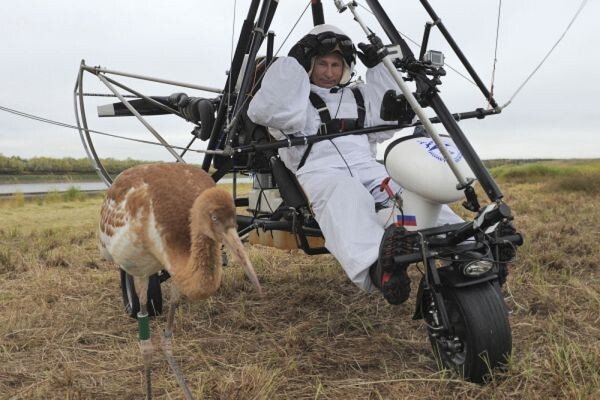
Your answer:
[0,0,597,160]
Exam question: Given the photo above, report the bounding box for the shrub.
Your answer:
[44,190,62,204]
[63,186,85,202]
[548,171,600,195]
[492,163,565,181]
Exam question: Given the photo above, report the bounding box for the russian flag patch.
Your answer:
[396,214,417,227]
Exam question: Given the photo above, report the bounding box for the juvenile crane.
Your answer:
[99,163,262,400]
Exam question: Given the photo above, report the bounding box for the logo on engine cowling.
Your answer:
[417,139,463,163]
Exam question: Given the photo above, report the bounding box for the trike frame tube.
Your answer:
[363,0,504,202]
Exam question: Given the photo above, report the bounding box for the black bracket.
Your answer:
[462,185,481,212]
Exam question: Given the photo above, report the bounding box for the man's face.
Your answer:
[310,53,344,88]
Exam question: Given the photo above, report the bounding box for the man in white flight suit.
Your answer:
[248,24,462,304]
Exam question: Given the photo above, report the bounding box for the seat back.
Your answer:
[213,57,276,172]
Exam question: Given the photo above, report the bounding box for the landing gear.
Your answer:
[422,282,512,383]
[120,270,165,318]
[119,251,231,318]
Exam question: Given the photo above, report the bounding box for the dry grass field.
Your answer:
[1,160,598,399]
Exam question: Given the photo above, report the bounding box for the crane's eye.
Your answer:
[211,215,218,222]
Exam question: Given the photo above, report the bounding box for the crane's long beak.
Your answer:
[223,228,262,295]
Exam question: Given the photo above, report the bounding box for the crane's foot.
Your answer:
[162,334,194,400]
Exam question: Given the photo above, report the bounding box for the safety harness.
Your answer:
[297,87,365,169]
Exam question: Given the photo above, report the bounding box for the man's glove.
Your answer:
[357,42,382,68]
[396,95,415,125]
[380,90,415,125]
[288,34,320,72]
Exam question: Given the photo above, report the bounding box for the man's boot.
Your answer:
[369,225,417,305]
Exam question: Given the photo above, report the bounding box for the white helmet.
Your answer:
[288,24,356,86]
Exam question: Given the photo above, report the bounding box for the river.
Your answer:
[0,177,251,195]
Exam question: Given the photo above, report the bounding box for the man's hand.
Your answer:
[357,42,382,68]
[288,34,320,72]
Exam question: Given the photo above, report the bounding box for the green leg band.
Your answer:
[137,312,150,341]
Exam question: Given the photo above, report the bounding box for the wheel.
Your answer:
[120,270,163,319]
[422,282,512,383]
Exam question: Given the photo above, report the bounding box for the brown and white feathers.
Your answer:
[99,163,261,300]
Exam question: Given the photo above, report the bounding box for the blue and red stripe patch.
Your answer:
[396,214,417,227]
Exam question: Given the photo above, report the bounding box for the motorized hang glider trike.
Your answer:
[74,0,524,383]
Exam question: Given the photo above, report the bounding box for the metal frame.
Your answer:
[76,0,506,196]
[73,0,520,257]
[74,61,112,187]
[363,0,503,202]
[73,62,227,185]
[74,1,525,380]
[73,0,525,346]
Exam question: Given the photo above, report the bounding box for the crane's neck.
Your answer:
[171,231,222,300]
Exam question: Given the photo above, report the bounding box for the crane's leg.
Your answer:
[133,275,153,400]
[161,285,194,400]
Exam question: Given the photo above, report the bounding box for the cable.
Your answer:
[502,0,588,109]
[227,0,238,125]
[78,92,139,98]
[355,1,477,86]
[273,2,311,60]
[355,0,587,112]
[487,0,502,108]
[225,1,311,128]
[327,88,355,177]
[252,172,275,215]
[0,104,224,155]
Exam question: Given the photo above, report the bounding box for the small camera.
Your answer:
[424,50,444,67]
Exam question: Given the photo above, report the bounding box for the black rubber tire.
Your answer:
[120,270,163,319]
[425,282,512,383]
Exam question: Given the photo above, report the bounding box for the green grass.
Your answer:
[0,197,103,234]
[490,159,600,179]
[491,160,600,194]
[9,191,25,207]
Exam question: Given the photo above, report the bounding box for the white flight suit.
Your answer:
[248,57,462,291]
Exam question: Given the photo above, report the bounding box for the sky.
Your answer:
[0,0,598,164]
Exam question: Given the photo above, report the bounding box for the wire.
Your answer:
[77,92,139,98]
[273,2,311,59]
[377,203,397,227]
[220,1,311,135]
[487,0,502,108]
[355,1,477,86]
[355,0,587,112]
[247,0,312,170]
[252,172,275,215]
[0,104,224,155]
[502,0,588,109]
[327,88,355,177]
[241,1,312,97]
[227,0,237,125]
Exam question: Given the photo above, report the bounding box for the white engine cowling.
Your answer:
[384,134,474,204]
